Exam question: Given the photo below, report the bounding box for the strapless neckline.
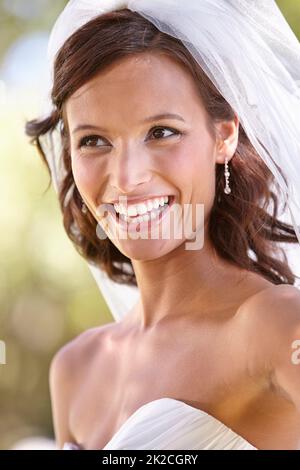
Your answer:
[63,397,258,450]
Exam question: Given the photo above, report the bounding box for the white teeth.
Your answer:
[127,205,138,217]
[136,203,148,215]
[118,204,167,224]
[147,200,154,211]
[114,195,171,217]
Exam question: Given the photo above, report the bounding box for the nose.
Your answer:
[110,145,152,194]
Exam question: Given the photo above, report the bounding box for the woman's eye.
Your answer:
[148,126,180,140]
[78,135,107,149]
[77,126,181,150]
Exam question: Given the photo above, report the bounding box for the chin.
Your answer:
[111,236,184,261]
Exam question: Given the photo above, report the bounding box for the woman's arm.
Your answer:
[266,287,300,412]
[241,284,300,412]
[49,325,111,449]
[49,345,75,449]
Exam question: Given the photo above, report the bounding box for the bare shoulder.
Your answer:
[50,321,117,378]
[49,321,117,448]
[238,283,300,331]
[236,283,300,380]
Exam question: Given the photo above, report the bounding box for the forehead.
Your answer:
[65,52,204,125]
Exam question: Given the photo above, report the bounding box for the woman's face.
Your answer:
[65,52,238,260]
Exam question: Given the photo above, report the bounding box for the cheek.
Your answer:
[71,156,103,195]
[170,138,215,186]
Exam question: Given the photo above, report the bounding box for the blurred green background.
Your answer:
[0,0,299,450]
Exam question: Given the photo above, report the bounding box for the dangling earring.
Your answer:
[81,198,88,214]
[224,156,231,194]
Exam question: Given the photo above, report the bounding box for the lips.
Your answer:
[108,194,172,205]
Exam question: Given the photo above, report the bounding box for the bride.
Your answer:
[25,1,300,450]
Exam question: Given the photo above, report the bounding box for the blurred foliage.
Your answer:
[277,0,300,38]
[0,0,69,61]
[0,0,299,451]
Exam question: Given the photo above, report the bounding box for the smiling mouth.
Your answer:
[113,195,175,225]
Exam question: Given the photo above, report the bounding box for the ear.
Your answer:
[214,114,239,164]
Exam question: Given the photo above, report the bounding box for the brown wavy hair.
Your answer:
[25,8,300,287]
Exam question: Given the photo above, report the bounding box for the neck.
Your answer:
[130,227,248,331]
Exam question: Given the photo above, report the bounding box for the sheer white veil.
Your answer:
[38,0,300,321]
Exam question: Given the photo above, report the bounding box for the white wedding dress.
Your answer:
[62,397,257,450]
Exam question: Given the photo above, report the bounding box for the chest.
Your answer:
[69,321,300,450]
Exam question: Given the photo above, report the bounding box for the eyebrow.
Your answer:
[71,113,186,134]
